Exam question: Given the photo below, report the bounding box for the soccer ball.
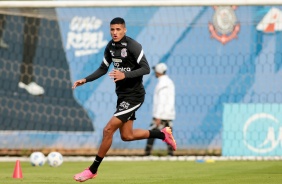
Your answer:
[30,152,46,166]
[47,151,63,167]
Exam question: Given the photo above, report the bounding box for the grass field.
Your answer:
[1,160,282,184]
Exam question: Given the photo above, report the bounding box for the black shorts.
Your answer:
[114,95,144,123]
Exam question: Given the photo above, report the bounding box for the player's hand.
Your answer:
[109,69,125,82]
[72,79,86,89]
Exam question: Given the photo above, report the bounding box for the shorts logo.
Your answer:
[208,6,240,44]
[119,101,130,111]
[121,48,127,57]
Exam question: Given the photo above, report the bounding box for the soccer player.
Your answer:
[72,17,177,182]
[144,63,176,156]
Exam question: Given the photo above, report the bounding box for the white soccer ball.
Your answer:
[30,152,46,166]
[47,151,63,167]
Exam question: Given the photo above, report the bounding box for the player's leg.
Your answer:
[74,116,123,182]
[96,116,123,156]
[117,101,177,150]
[119,119,150,141]
[0,14,8,48]
[118,113,174,147]
[19,16,44,96]
[119,118,176,152]
[21,16,40,84]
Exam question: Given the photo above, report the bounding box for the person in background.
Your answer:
[18,14,45,96]
[0,13,44,95]
[72,17,177,182]
[0,14,8,48]
[144,63,176,156]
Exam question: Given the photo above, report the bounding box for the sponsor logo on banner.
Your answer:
[223,104,282,156]
[208,6,240,44]
[66,16,108,57]
[243,113,282,153]
[256,7,282,33]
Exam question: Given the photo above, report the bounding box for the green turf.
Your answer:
[1,160,282,183]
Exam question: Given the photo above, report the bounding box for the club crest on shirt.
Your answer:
[121,48,127,57]
[208,6,240,44]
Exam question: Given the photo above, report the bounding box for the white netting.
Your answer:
[0,1,282,157]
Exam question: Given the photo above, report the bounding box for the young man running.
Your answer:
[72,17,177,182]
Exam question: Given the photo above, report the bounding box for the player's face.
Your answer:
[110,24,126,42]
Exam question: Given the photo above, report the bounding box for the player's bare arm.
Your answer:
[72,79,86,89]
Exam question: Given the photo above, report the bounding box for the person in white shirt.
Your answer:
[145,62,176,156]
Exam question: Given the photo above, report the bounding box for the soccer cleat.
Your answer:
[73,168,97,182]
[161,127,177,151]
[18,82,45,96]
[0,38,8,48]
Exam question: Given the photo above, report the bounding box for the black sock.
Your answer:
[89,155,103,174]
[149,130,165,140]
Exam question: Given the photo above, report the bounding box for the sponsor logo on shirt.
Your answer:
[113,60,131,72]
[112,58,122,62]
[117,67,131,72]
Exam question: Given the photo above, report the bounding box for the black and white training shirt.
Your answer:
[85,36,150,98]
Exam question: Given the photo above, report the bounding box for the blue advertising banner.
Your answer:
[1,5,282,151]
[223,104,282,156]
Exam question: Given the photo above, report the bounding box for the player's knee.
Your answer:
[103,126,114,137]
[120,135,134,141]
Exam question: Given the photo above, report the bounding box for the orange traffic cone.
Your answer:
[12,160,23,179]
